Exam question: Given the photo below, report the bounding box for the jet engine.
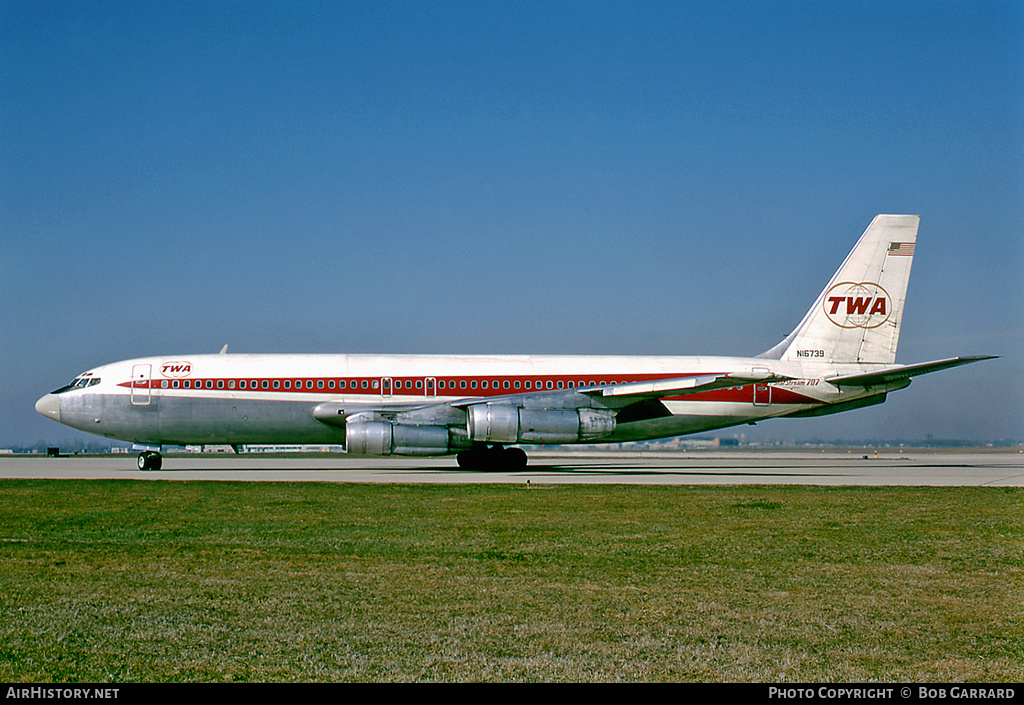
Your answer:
[466,404,615,444]
[345,420,451,456]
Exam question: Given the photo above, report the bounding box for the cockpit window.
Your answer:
[51,375,101,394]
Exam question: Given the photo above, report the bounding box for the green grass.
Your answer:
[1,480,1021,682]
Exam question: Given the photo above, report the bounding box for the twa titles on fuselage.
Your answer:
[35,215,994,470]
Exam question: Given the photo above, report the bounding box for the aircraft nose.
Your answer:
[35,394,61,422]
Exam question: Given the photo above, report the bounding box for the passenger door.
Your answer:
[131,364,152,405]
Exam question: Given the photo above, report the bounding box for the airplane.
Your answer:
[35,214,994,471]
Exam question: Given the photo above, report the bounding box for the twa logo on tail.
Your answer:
[160,361,193,378]
[823,282,891,329]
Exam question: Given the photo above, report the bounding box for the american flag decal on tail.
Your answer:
[887,242,915,256]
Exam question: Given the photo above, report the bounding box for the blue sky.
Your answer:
[2,0,1022,446]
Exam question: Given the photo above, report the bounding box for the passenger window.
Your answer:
[172,380,179,389]
[460,380,466,389]
[361,380,368,389]
[239,380,246,389]
[217,380,224,389]
[470,380,477,389]
[318,380,324,389]
[416,380,422,389]
[514,381,520,389]
[482,381,488,389]
[262,380,269,389]
[206,380,213,389]
[284,380,291,389]
[273,380,280,389]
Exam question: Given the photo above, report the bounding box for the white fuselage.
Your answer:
[37,353,901,451]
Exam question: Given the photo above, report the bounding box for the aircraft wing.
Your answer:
[579,371,792,401]
[436,371,791,412]
[825,356,997,387]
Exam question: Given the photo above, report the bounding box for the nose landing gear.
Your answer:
[137,451,162,471]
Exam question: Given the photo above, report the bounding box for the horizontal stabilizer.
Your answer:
[826,356,997,387]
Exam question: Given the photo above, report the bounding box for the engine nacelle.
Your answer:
[345,420,451,456]
[466,404,615,444]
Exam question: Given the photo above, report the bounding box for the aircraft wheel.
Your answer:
[504,447,528,470]
[456,448,486,469]
[138,451,162,471]
[456,446,528,471]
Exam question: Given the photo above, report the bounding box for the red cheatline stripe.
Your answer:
[117,373,819,404]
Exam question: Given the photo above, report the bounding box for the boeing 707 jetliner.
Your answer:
[36,215,994,470]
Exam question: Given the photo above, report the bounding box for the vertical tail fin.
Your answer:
[760,214,919,364]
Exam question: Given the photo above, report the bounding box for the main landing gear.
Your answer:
[456,445,528,471]
[137,451,162,471]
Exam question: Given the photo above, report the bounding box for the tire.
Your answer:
[504,447,528,470]
[456,446,528,471]
[137,451,162,471]
[457,449,485,469]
